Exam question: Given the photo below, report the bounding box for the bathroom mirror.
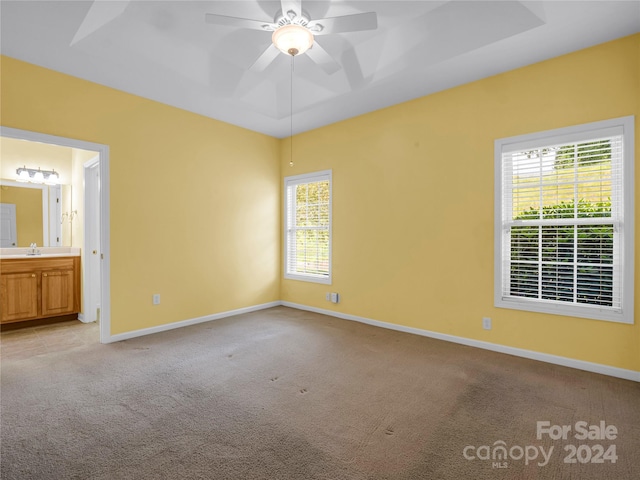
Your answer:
[0,179,72,247]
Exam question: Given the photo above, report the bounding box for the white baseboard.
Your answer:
[103,301,281,344]
[281,301,640,383]
[98,299,639,382]
[77,313,85,323]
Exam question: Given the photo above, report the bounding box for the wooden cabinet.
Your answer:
[0,256,80,324]
[2,272,39,322]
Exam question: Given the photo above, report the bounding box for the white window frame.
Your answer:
[494,116,634,324]
[284,170,332,285]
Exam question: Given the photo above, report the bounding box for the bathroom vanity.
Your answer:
[0,248,81,324]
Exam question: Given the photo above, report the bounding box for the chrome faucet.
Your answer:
[27,243,41,256]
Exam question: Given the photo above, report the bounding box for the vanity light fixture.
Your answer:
[17,168,30,182]
[16,166,59,185]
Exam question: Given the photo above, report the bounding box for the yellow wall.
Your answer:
[1,34,637,372]
[0,185,43,246]
[1,55,281,334]
[281,34,640,372]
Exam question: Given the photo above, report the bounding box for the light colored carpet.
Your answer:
[1,306,638,479]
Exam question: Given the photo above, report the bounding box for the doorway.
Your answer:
[0,126,111,343]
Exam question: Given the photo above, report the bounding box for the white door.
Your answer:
[49,185,62,246]
[84,158,101,323]
[0,203,17,247]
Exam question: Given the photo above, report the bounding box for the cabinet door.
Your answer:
[41,270,75,317]
[1,272,39,322]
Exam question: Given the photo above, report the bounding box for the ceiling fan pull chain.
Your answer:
[290,54,294,167]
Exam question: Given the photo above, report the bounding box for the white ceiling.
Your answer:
[1,1,639,138]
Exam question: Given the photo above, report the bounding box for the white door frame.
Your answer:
[0,126,111,344]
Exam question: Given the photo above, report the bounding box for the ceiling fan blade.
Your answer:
[306,42,341,75]
[280,0,302,19]
[205,13,274,31]
[71,0,130,46]
[309,12,378,35]
[250,44,281,72]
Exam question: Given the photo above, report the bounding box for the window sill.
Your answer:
[495,296,632,325]
[284,273,332,285]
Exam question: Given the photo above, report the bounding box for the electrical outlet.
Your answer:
[330,292,339,304]
[153,294,161,305]
[482,317,492,330]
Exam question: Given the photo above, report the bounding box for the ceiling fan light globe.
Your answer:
[272,24,313,56]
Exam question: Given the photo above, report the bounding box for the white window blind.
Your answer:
[495,117,634,324]
[284,170,332,284]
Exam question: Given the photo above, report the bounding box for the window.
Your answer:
[284,170,332,284]
[495,117,634,324]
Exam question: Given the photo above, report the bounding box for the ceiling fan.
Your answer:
[205,0,378,74]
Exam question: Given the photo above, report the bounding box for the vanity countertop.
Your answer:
[0,247,81,259]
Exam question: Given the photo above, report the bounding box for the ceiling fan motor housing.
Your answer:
[276,9,311,28]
